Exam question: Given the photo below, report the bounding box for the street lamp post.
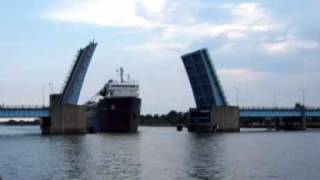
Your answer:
[232,87,239,107]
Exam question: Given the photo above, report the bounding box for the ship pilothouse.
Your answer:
[99,68,139,99]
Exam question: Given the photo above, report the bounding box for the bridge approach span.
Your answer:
[0,105,49,118]
[240,107,320,118]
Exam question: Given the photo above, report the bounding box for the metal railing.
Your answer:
[0,105,49,109]
[240,106,320,111]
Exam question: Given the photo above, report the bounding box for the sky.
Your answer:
[0,0,320,114]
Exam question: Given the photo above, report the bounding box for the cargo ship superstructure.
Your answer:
[86,68,141,133]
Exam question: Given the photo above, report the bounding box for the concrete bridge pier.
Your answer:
[302,116,307,129]
[273,117,306,130]
[187,106,240,132]
[40,117,51,134]
[274,117,281,131]
[41,94,87,134]
[212,106,240,132]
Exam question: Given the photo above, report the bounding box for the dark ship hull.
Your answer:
[88,97,141,133]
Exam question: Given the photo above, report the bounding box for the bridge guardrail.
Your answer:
[240,106,320,111]
[0,105,49,109]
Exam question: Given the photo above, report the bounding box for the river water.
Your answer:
[0,126,320,180]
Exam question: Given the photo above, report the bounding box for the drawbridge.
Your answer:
[59,41,97,105]
[0,41,97,119]
[181,48,320,130]
[181,48,227,109]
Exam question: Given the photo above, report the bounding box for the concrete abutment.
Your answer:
[187,106,240,133]
[41,94,87,134]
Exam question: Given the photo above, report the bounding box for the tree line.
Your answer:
[140,110,189,126]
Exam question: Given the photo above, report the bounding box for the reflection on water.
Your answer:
[186,134,225,180]
[1,126,320,179]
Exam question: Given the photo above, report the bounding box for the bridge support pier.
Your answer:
[40,117,51,134]
[41,94,87,134]
[187,109,213,132]
[275,118,281,131]
[213,106,240,132]
[41,105,87,134]
[302,116,307,130]
[273,117,306,130]
[187,106,240,132]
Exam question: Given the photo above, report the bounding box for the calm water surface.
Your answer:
[0,126,320,180]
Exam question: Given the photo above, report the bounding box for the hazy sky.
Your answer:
[0,0,320,114]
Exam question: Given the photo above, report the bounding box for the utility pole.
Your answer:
[42,85,45,107]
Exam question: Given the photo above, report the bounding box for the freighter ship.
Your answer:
[86,68,141,133]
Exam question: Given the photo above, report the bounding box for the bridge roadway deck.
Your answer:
[0,105,50,118]
[1,105,320,119]
[240,107,320,118]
